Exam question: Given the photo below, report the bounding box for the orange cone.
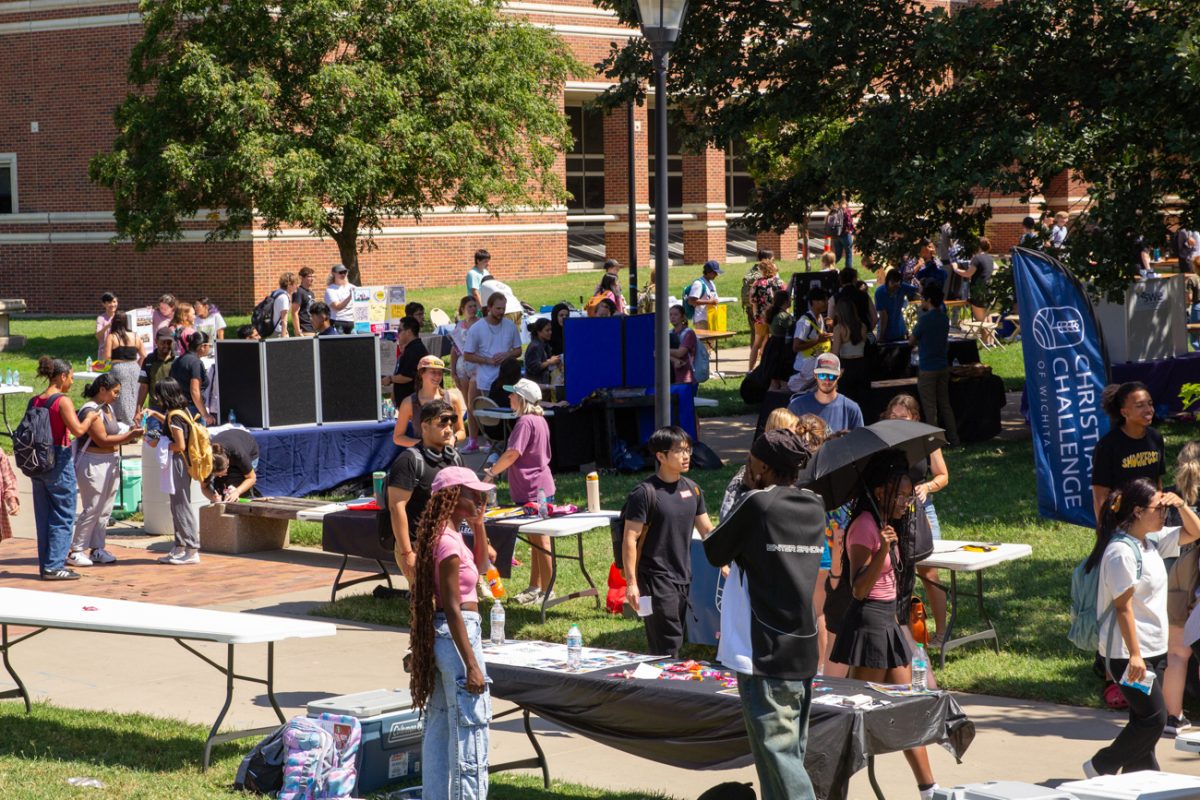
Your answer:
[824,237,832,252]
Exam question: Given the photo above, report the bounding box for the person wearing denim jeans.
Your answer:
[28,357,99,580]
[409,466,495,800]
[425,611,490,800]
[704,430,825,800]
[32,446,77,576]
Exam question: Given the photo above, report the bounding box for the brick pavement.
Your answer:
[0,538,386,607]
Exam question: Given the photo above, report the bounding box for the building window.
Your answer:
[566,106,605,213]
[726,139,753,212]
[647,116,682,211]
[0,155,15,214]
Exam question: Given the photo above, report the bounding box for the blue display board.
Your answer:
[564,316,625,405]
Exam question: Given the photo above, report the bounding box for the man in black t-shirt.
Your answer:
[383,316,428,405]
[622,427,714,657]
[388,400,462,583]
[292,267,316,335]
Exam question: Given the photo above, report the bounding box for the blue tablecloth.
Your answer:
[251,421,400,497]
[1112,352,1200,415]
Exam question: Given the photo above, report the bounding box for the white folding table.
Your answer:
[0,384,32,437]
[0,588,336,768]
[489,511,618,623]
[917,540,1033,669]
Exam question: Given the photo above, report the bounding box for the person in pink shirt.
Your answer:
[482,378,556,605]
[408,465,494,800]
[830,450,939,799]
[151,294,177,337]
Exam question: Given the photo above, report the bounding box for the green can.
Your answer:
[373,471,387,507]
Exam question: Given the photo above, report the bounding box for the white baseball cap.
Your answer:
[504,378,542,405]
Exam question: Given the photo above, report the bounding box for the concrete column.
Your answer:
[602,103,650,270]
[681,144,727,265]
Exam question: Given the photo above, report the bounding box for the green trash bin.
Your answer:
[112,456,142,520]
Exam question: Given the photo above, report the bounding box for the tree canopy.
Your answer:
[600,0,1200,299]
[91,0,578,283]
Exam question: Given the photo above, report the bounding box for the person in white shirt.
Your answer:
[323,264,356,334]
[1083,478,1200,777]
[463,293,522,450]
[270,273,297,337]
[194,297,227,340]
[686,261,722,331]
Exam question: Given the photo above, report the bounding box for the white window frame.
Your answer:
[0,153,17,214]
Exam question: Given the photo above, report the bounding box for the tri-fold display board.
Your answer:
[214,335,381,428]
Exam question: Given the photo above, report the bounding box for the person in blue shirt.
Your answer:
[909,282,959,446]
[874,269,920,342]
[786,353,864,433]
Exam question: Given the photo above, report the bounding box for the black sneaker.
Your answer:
[1165,715,1192,736]
[41,568,81,581]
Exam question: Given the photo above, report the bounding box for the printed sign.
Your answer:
[1012,247,1111,528]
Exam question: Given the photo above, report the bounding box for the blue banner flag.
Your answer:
[1011,247,1110,528]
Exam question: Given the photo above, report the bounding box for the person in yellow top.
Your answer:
[789,287,832,392]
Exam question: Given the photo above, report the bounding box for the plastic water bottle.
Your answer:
[490,601,505,645]
[86,357,93,372]
[228,408,237,426]
[537,487,548,519]
[3,369,10,386]
[12,370,19,387]
[912,644,929,691]
[566,624,583,670]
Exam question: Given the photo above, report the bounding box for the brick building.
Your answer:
[0,0,1054,313]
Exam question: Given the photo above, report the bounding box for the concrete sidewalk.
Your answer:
[2,567,1198,798]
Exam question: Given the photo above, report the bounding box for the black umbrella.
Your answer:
[800,419,948,510]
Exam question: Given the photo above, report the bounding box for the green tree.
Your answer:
[91,0,578,284]
[600,0,1200,300]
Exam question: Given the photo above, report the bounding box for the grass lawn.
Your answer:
[0,703,677,800]
[313,421,1200,711]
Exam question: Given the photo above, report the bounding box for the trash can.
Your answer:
[111,456,142,519]
[308,689,423,796]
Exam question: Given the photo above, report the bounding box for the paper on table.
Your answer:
[631,663,663,680]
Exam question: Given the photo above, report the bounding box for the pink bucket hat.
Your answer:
[431,466,495,495]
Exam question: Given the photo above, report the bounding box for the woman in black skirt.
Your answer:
[830,450,939,799]
[759,290,795,390]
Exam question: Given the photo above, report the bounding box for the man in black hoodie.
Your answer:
[704,429,826,800]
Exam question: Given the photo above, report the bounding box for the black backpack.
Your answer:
[250,289,285,339]
[13,394,63,477]
[232,723,287,794]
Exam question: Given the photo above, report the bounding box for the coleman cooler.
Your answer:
[308,689,423,795]
[934,783,1076,800]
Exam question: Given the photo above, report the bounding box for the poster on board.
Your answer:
[129,307,155,348]
[353,285,405,333]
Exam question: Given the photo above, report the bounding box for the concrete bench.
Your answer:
[0,299,28,351]
[199,497,344,554]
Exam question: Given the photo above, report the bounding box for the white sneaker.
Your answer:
[157,548,184,564]
[919,785,940,800]
[166,549,200,565]
[513,587,542,605]
[66,551,93,567]
[90,548,117,565]
[1082,759,1099,778]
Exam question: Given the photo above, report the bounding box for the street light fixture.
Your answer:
[634,0,689,429]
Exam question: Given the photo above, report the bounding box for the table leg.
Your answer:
[175,640,292,770]
[539,537,559,625]
[976,571,1000,655]
[867,755,887,800]
[938,571,958,671]
[1,394,10,438]
[576,533,599,609]
[0,624,44,713]
[489,707,551,788]
[934,570,1000,668]
[329,554,394,603]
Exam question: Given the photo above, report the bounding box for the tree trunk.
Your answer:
[332,207,362,284]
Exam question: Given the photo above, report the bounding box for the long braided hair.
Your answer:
[409,485,462,711]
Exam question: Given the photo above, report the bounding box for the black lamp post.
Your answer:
[635,0,689,429]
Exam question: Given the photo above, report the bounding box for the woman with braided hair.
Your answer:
[410,466,495,800]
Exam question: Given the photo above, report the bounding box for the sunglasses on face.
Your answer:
[815,373,838,381]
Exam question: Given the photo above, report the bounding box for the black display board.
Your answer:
[263,338,318,427]
[214,340,265,427]
[790,270,841,316]
[317,334,381,423]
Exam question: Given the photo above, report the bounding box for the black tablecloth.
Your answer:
[488,664,974,800]
[756,370,1004,441]
[871,339,981,381]
[321,509,518,579]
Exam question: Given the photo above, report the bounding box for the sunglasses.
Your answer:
[815,373,839,381]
